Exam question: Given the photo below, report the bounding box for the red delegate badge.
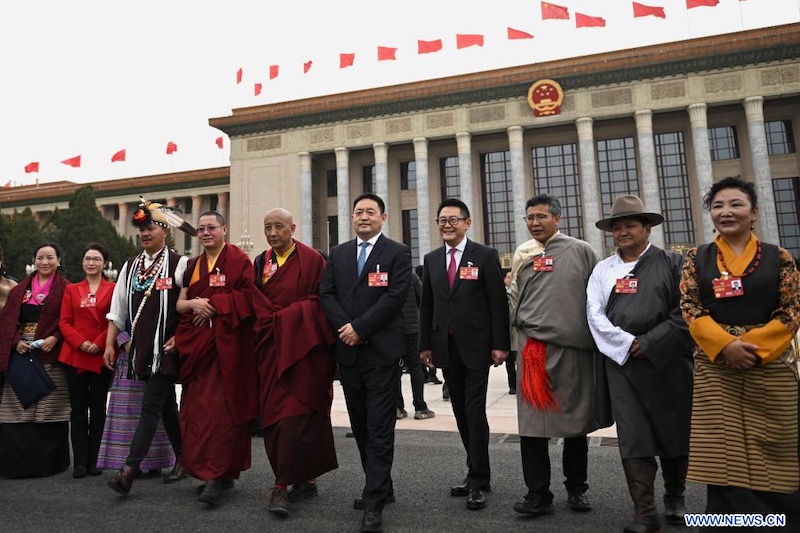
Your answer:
[209,274,226,287]
[533,256,554,272]
[155,277,173,291]
[459,266,479,280]
[368,271,389,287]
[615,278,638,294]
[80,295,97,308]
[713,276,744,299]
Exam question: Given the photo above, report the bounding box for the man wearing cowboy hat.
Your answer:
[586,194,693,533]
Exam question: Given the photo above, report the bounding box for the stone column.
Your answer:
[299,152,313,243]
[634,110,665,248]
[216,192,229,226]
[507,126,528,246]
[687,103,715,244]
[743,96,779,244]
[191,195,202,256]
[456,132,475,216]
[373,143,390,237]
[335,147,351,243]
[117,202,129,238]
[413,138,433,258]
[576,118,604,255]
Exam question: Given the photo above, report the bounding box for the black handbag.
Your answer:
[6,351,56,409]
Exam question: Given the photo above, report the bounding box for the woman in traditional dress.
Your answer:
[680,176,800,526]
[0,242,70,477]
[58,243,115,478]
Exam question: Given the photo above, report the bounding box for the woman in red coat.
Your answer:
[59,243,115,478]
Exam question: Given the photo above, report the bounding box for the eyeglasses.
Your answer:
[82,257,105,263]
[436,217,467,227]
[196,225,221,234]
[523,214,551,223]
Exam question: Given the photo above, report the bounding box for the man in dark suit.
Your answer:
[320,192,411,533]
[419,198,509,511]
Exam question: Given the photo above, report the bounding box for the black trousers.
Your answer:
[397,333,427,411]
[520,435,589,500]
[506,350,517,391]
[339,355,401,512]
[442,334,491,489]
[64,365,113,469]
[125,374,181,469]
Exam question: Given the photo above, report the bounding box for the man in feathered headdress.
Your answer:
[103,197,195,496]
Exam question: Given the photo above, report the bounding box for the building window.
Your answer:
[654,132,695,246]
[327,215,339,250]
[708,126,740,161]
[326,169,337,197]
[531,143,583,240]
[440,156,460,200]
[480,151,514,255]
[766,120,796,156]
[112,205,120,221]
[773,177,800,260]
[597,137,640,249]
[401,209,420,266]
[208,195,217,212]
[362,165,376,193]
[401,161,416,190]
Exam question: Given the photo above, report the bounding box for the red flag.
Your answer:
[576,13,606,27]
[541,2,570,19]
[111,149,126,162]
[687,0,718,7]
[61,155,81,168]
[377,46,397,61]
[507,27,534,39]
[166,142,178,155]
[339,53,355,68]
[24,162,39,173]
[456,34,484,49]
[254,83,262,96]
[633,2,666,17]
[418,39,443,54]
[3,180,10,188]
[215,136,224,149]
[269,65,279,79]
[303,61,312,74]
[236,67,243,84]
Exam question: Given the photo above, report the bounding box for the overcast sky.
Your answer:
[2,0,798,188]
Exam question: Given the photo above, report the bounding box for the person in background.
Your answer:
[0,242,70,477]
[502,269,517,395]
[397,267,434,420]
[0,245,18,311]
[416,265,442,387]
[58,243,115,478]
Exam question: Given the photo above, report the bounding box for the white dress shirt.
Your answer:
[355,233,382,267]
[445,237,468,271]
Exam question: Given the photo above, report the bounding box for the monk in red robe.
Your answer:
[175,211,257,507]
[253,208,338,516]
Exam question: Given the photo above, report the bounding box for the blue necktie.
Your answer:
[357,242,369,276]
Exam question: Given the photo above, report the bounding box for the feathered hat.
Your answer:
[132,196,197,236]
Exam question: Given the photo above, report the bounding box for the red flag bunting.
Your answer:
[236,68,243,84]
[377,46,397,61]
[166,142,178,155]
[269,65,279,79]
[576,13,606,27]
[303,61,312,74]
[111,149,126,163]
[507,27,534,40]
[254,83,262,96]
[541,2,570,19]
[633,2,666,17]
[61,155,81,168]
[215,136,224,149]
[687,0,718,7]
[24,162,39,173]
[418,39,443,54]
[456,34,484,49]
[340,53,355,68]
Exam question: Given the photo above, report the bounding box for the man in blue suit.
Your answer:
[320,193,411,533]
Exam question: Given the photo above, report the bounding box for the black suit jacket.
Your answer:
[320,234,412,367]
[419,239,510,370]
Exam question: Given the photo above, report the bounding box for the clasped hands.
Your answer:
[338,323,362,346]
[190,297,216,326]
[717,338,760,370]
[420,349,507,367]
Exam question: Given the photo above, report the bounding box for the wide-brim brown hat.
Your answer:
[595,194,664,232]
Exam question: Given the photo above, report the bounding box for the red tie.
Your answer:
[448,247,458,289]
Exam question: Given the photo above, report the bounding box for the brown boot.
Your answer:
[108,465,138,495]
[661,456,688,525]
[621,458,662,533]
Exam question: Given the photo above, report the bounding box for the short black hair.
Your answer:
[437,198,470,219]
[198,211,226,225]
[526,194,562,217]
[702,176,758,211]
[82,242,109,262]
[34,242,63,261]
[353,193,386,214]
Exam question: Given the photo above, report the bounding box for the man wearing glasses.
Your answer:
[419,198,509,511]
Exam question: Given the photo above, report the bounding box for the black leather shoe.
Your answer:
[287,480,318,502]
[466,488,487,510]
[195,479,235,495]
[108,465,138,495]
[163,459,187,484]
[514,494,554,515]
[198,480,226,506]
[268,487,291,516]
[87,465,102,476]
[361,509,383,533]
[664,496,686,525]
[353,494,395,510]
[72,465,87,479]
[450,479,492,497]
[567,491,592,512]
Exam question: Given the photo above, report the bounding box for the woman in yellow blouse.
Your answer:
[680,176,800,522]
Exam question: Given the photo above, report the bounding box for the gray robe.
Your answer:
[513,233,600,438]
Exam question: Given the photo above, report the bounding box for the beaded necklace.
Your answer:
[717,241,761,278]
[132,248,166,293]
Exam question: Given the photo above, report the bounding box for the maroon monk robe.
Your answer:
[253,240,338,484]
[175,244,257,481]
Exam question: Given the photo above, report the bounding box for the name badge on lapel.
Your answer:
[209,274,226,287]
[615,278,638,294]
[22,290,32,304]
[80,294,97,308]
[459,263,479,280]
[713,274,744,299]
[368,266,389,287]
[155,277,173,291]
[533,256,554,272]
